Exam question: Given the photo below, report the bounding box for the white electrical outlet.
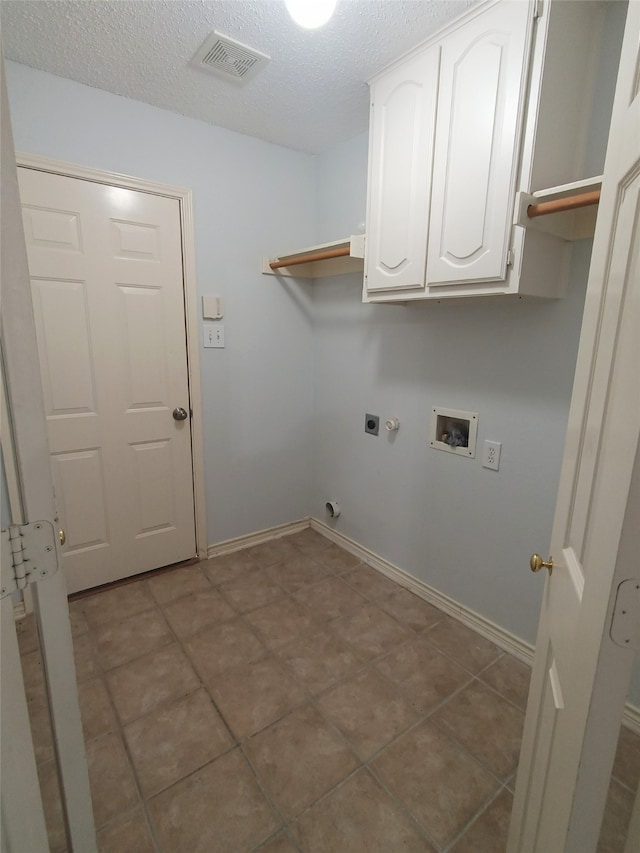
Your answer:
[482,440,502,471]
[203,324,225,348]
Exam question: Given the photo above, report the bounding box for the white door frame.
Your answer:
[16,152,208,568]
[2,56,97,850]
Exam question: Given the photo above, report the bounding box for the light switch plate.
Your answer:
[204,325,225,348]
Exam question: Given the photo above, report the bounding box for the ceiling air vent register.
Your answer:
[191,31,270,84]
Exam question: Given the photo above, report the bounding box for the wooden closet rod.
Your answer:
[269,245,351,270]
[527,189,600,219]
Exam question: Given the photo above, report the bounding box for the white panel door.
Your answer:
[508,2,640,850]
[18,169,196,593]
[365,46,440,293]
[427,0,531,287]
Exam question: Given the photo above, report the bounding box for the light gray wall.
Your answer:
[6,61,318,546]
[312,131,589,644]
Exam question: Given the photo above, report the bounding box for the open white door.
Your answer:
[508,3,640,852]
[0,50,96,851]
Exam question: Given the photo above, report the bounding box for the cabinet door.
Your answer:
[426,1,532,288]
[365,47,440,293]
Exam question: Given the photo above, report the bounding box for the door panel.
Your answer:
[427,0,531,286]
[18,169,196,593]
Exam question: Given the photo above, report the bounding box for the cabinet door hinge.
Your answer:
[506,248,515,268]
[1,521,60,599]
[533,0,542,20]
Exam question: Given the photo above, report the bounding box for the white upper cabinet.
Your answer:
[363,0,606,303]
[426,0,531,288]
[365,47,440,293]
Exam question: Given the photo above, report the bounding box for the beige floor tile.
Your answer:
[208,655,306,739]
[203,549,261,585]
[162,587,236,638]
[431,681,524,780]
[219,567,287,613]
[317,667,420,760]
[424,616,501,673]
[94,607,172,670]
[479,654,532,711]
[375,636,472,713]
[125,689,233,797]
[146,564,211,605]
[148,748,280,852]
[245,597,318,650]
[331,603,410,661]
[315,544,362,574]
[292,769,434,853]
[266,553,331,593]
[106,643,200,724]
[86,732,139,829]
[278,627,365,695]
[244,704,360,820]
[611,724,640,792]
[68,600,89,637]
[293,576,367,622]
[37,759,67,852]
[254,830,298,852]
[97,809,155,853]
[598,777,635,853]
[380,588,445,632]
[16,612,40,655]
[342,565,401,601]
[288,528,332,555]
[78,677,118,741]
[450,788,513,853]
[81,583,155,628]
[21,648,46,701]
[27,694,55,764]
[72,632,101,682]
[245,538,300,567]
[372,720,499,849]
[184,618,266,682]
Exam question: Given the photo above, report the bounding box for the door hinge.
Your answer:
[1,521,60,599]
[610,579,640,650]
[506,248,515,268]
[533,0,542,21]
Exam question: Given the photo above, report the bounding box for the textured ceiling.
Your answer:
[1,0,477,154]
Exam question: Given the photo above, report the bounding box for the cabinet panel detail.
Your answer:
[427,1,531,287]
[365,48,440,293]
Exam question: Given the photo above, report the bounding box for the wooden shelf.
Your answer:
[262,235,365,279]
[516,176,602,241]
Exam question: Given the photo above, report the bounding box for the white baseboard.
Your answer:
[208,516,640,736]
[207,518,311,559]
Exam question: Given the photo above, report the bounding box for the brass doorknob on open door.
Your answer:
[172,407,188,421]
[530,553,553,575]
[59,529,66,547]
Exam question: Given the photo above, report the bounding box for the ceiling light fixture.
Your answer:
[285,0,337,30]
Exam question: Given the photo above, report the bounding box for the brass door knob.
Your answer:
[530,553,553,575]
[59,529,66,547]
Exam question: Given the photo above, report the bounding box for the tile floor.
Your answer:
[17,529,639,852]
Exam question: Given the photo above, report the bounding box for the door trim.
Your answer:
[16,152,208,564]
